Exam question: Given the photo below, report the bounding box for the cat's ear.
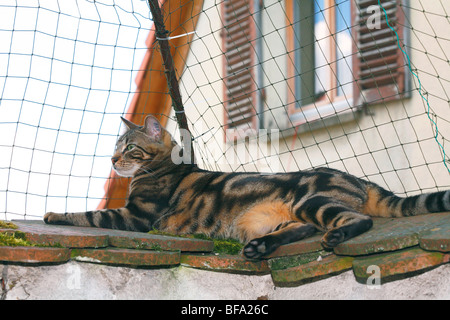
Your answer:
[143,115,163,141]
[121,116,140,131]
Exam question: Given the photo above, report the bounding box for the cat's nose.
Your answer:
[111,156,119,165]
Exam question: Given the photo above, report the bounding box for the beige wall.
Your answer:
[171,0,450,195]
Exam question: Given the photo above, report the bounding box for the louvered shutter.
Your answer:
[352,0,410,106]
[222,0,257,131]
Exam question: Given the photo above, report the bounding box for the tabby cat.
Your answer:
[44,116,450,259]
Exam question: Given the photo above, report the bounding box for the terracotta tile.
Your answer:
[72,248,180,267]
[352,247,450,281]
[12,220,109,248]
[0,246,71,264]
[12,220,214,252]
[268,250,332,271]
[265,234,323,259]
[270,254,354,287]
[108,232,214,253]
[180,253,270,274]
[334,212,450,256]
[419,224,450,252]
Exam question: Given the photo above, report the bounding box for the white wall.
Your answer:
[3,262,449,299]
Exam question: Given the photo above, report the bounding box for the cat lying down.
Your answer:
[45,116,450,259]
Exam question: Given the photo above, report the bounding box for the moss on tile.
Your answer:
[0,220,18,229]
[148,229,243,255]
[147,229,181,238]
[208,237,243,255]
[268,250,332,270]
[0,231,33,247]
[0,230,64,248]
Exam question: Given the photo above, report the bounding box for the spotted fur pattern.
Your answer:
[44,116,450,259]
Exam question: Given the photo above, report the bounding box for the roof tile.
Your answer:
[334,212,450,256]
[180,253,270,274]
[419,224,450,252]
[72,248,180,267]
[12,220,109,248]
[0,246,71,264]
[271,254,354,287]
[352,246,450,281]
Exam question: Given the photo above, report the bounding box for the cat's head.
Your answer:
[111,115,177,177]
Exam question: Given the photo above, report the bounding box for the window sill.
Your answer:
[287,97,358,134]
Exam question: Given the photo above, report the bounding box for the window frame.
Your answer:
[286,0,354,126]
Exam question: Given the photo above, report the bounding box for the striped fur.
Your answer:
[44,116,450,259]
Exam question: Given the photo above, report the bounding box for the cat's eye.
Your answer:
[126,144,136,151]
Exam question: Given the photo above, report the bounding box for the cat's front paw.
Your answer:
[44,212,67,225]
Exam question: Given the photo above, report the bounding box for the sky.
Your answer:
[0,0,153,220]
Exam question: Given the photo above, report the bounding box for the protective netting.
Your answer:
[0,0,152,219]
[1,0,449,220]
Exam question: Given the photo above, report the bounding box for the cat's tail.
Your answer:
[363,184,450,218]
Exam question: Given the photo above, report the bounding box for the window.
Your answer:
[222,0,410,130]
[287,0,410,125]
[287,0,354,124]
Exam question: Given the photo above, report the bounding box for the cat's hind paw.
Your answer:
[243,236,279,259]
[321,229,345,249]
[243,240,267,259]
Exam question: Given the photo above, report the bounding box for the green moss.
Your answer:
[148,229,181,238]
[191,234,243,255]
[0,231,34,247]
[210,238,244,255]
[148,229,244,255]
[0,230,64,248]
[137,241,163,251]
[0,220,18,229]
[268,250,332,270]
[35,241,64,248]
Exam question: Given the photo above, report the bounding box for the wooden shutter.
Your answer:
[352,0,409,106]
[222,0,257,131]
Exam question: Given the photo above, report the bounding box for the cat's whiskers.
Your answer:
[136,165,158,178]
